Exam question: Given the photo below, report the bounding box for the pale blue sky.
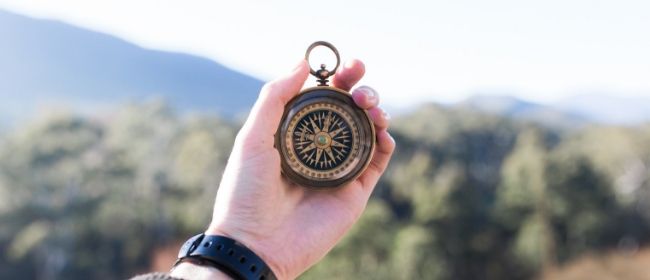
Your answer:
[1,0,649,107]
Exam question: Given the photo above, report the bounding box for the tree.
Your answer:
[494,128,556,273]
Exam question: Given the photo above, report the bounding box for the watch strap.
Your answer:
[176,234,277,280]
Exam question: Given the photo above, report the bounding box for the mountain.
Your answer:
[0,9,263,122]
[3,9,649,129]
[458,94,650,127]
[457,95,589,129]
[554,94,650,125]
[458,95,539,115]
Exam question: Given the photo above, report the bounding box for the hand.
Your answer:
[206,59,395,279]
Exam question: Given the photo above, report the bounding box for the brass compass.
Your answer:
[276,41,376,188]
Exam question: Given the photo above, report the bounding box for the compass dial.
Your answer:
[277,86,375,188]
[292,109,353,170]
[285,103,361,180]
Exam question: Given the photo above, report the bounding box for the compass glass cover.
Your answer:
[278,89,374,187]
[289,106,357,175]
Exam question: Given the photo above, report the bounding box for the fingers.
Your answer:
[372,130,396,174]
[359,129,396,192]
[351,86,379,109]
[332,59,365,91]
[350,85,392,192]
[260,59,310,106]
[352,86,389,129]
[237,60,309,148]
[368,107,390,130]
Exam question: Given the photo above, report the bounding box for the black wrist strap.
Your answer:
[174,234,277,280]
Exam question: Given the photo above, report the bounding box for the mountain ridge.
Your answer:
[2,9,650,128]
[0,9,263,121]
[456,94,650,127]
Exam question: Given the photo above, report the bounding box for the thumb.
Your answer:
[237,60,310,149]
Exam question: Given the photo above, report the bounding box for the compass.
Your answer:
[276,41,375,188]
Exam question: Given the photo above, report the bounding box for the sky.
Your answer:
[1,0,649,108]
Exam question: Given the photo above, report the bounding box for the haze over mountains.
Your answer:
[461,94,650,127]
[1,9,650,126]
[0,9,263,121]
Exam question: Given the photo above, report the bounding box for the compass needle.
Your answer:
[300,143,317,154]
[329,127,345,137]
[325,147,336,163]
[330,139,345,148]
[295,141,312,146]
[309,117,321,134]
[300,122,313,134]
[323,112,332,132]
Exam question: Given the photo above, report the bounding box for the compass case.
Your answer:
[276,86,375,188]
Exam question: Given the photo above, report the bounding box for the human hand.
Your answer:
[205,59,395,279]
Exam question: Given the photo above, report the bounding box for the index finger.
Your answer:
[332,59,365,91]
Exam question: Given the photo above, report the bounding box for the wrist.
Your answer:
[176,231,280,280]
[170,261,233,280]
[205,224,288,280]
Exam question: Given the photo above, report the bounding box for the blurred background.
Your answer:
[1,0,650,279]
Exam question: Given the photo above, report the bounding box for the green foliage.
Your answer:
[0,103,235,279]
[2,102,650,279]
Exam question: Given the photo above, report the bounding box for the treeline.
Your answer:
[1,102,650,279]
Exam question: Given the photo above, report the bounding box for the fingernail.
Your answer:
[344,60,355,69]
[359,86,378,101]
[382,110,391,121]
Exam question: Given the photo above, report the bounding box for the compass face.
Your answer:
[292,109,353,171]
[277,87,375,188]
[285,103,361,180]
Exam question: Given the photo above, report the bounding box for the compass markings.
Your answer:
[323,111,332,133]
[300,143,317,154]
[330,140,347,148]
[292,109,354,171]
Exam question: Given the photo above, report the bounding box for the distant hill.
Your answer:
[458,94,650,127]
[457,95,589,130]
[458,95,539,116]
[554,94,650,125]
[0,9,263,122]
[3,9,649,129]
